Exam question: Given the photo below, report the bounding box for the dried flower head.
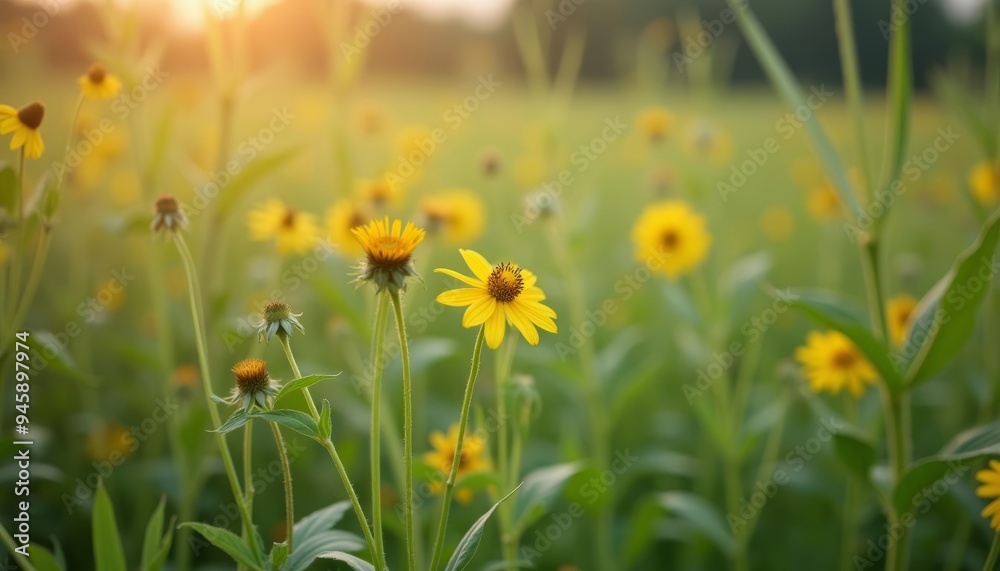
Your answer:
[255,300,305,344]
[223,358,280,411]
[78,64,123,100]
[151,194,188,235]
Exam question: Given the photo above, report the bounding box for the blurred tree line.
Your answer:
[0,0,987,89]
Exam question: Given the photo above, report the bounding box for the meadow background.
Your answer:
[1,0,999,569]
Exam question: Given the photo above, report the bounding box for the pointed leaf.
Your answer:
[904,210,1000,385]
[513,462,582,531]
[93,485,127,571]
[212,408,251,434]
[444,485,522,571]
[659,491,737,556]
[274,374,340,404]
[318,551,375,571]
[250,409,321,439]
[178,523,264,570]
[293,501,351,543]
[283,530,365,571]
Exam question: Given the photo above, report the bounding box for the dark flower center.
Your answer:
[661,229,681,251]
[263,300,290,322]
[155,194,180,215]
[232,358,270,394]
[17,102,44,130]
[281,209,298,229]
[487,263,524,302]
[87,64,107,84]
[832,349,857,370]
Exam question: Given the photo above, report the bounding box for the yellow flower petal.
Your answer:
[462,296,496,328]
[505,302,539,345]
[437,288,487,307]
[434,267,483,288]
[460,249,492,282]
[484,303,506,349]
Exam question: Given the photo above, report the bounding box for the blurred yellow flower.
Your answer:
[95,128,128,163]
[110,171,140,206]
[396,125,432,157]
[795,331,877,398]
[247,199,320,255]
[807,183,841,220]
[514,155,546,187]
[173,364,200,388]
[420,189,485,244]
[637,107,674,142]
[356,178,399,209]
[352,217,425,291]
[886,295,918,347]
[631,201,711,279]
[790,156,823,190]
[0,102,45,158]
[78,64,123,100]
[969,161,999,206]
[357,103,383,135]
[85,421,133,462]
[976,459,1000,530]
[435,249,557,349]
[760,205,795,242]
[424,425,492,504]
[926,173,957,205]
[326,200,368,256]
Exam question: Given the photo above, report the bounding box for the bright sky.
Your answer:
[6,0,989,29]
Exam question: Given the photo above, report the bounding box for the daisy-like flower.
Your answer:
[976,459,1000,530]
[151,194,188,235]
[77,64,123,100]
[886,295,918,347]
[630,200,711,279]
[326,199,369,256]
[247,199,320,255]
[255,300,304,344]
[636,107,674,142]
[794,331,878,398]
[351,217,426,292]
[222,358,280,412]
[969,161,999,207]
[434,249,557,350]
[424,425,492,504]
[419,189,485,245]
[0,102,45,159]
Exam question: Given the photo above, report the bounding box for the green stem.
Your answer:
[171,232,263,563]
[832,0,874,200]
[369,292,390,571]
[429,327,486,571]
[241,419,254,571]
[985,529,1000,571]
[494,335,517,569]
[882,387,911,571]
[839,398,861,571]
[388,290,417,571]
[277,334,379,564]
[270,421,295,554]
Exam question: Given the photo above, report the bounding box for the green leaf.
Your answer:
[215,147,299,215]
[833,429,878,482]
[293,501,351,543]
[783,289,902,389]
[513,462,582,531]
[318,551,375,571]
[270,541,289,570]
[479,561,534,570]
[0,164,17,213]
[283,530,365,571]
[903,210,1000,385]
[27,544,64,571]
[212,408,251,434]
[93,485,127,571]
[274,374,340,404]
[141,496,172,571]
[444,485,521,571]
[319,399,332,441]
[725,0,859,215]
[891,421,1000,516]
[659,491,737,556]
[876,5,911,207]
[250,409,321,439]
[178,523,264,570]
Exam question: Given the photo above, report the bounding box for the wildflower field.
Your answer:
[3,0,1000,570]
